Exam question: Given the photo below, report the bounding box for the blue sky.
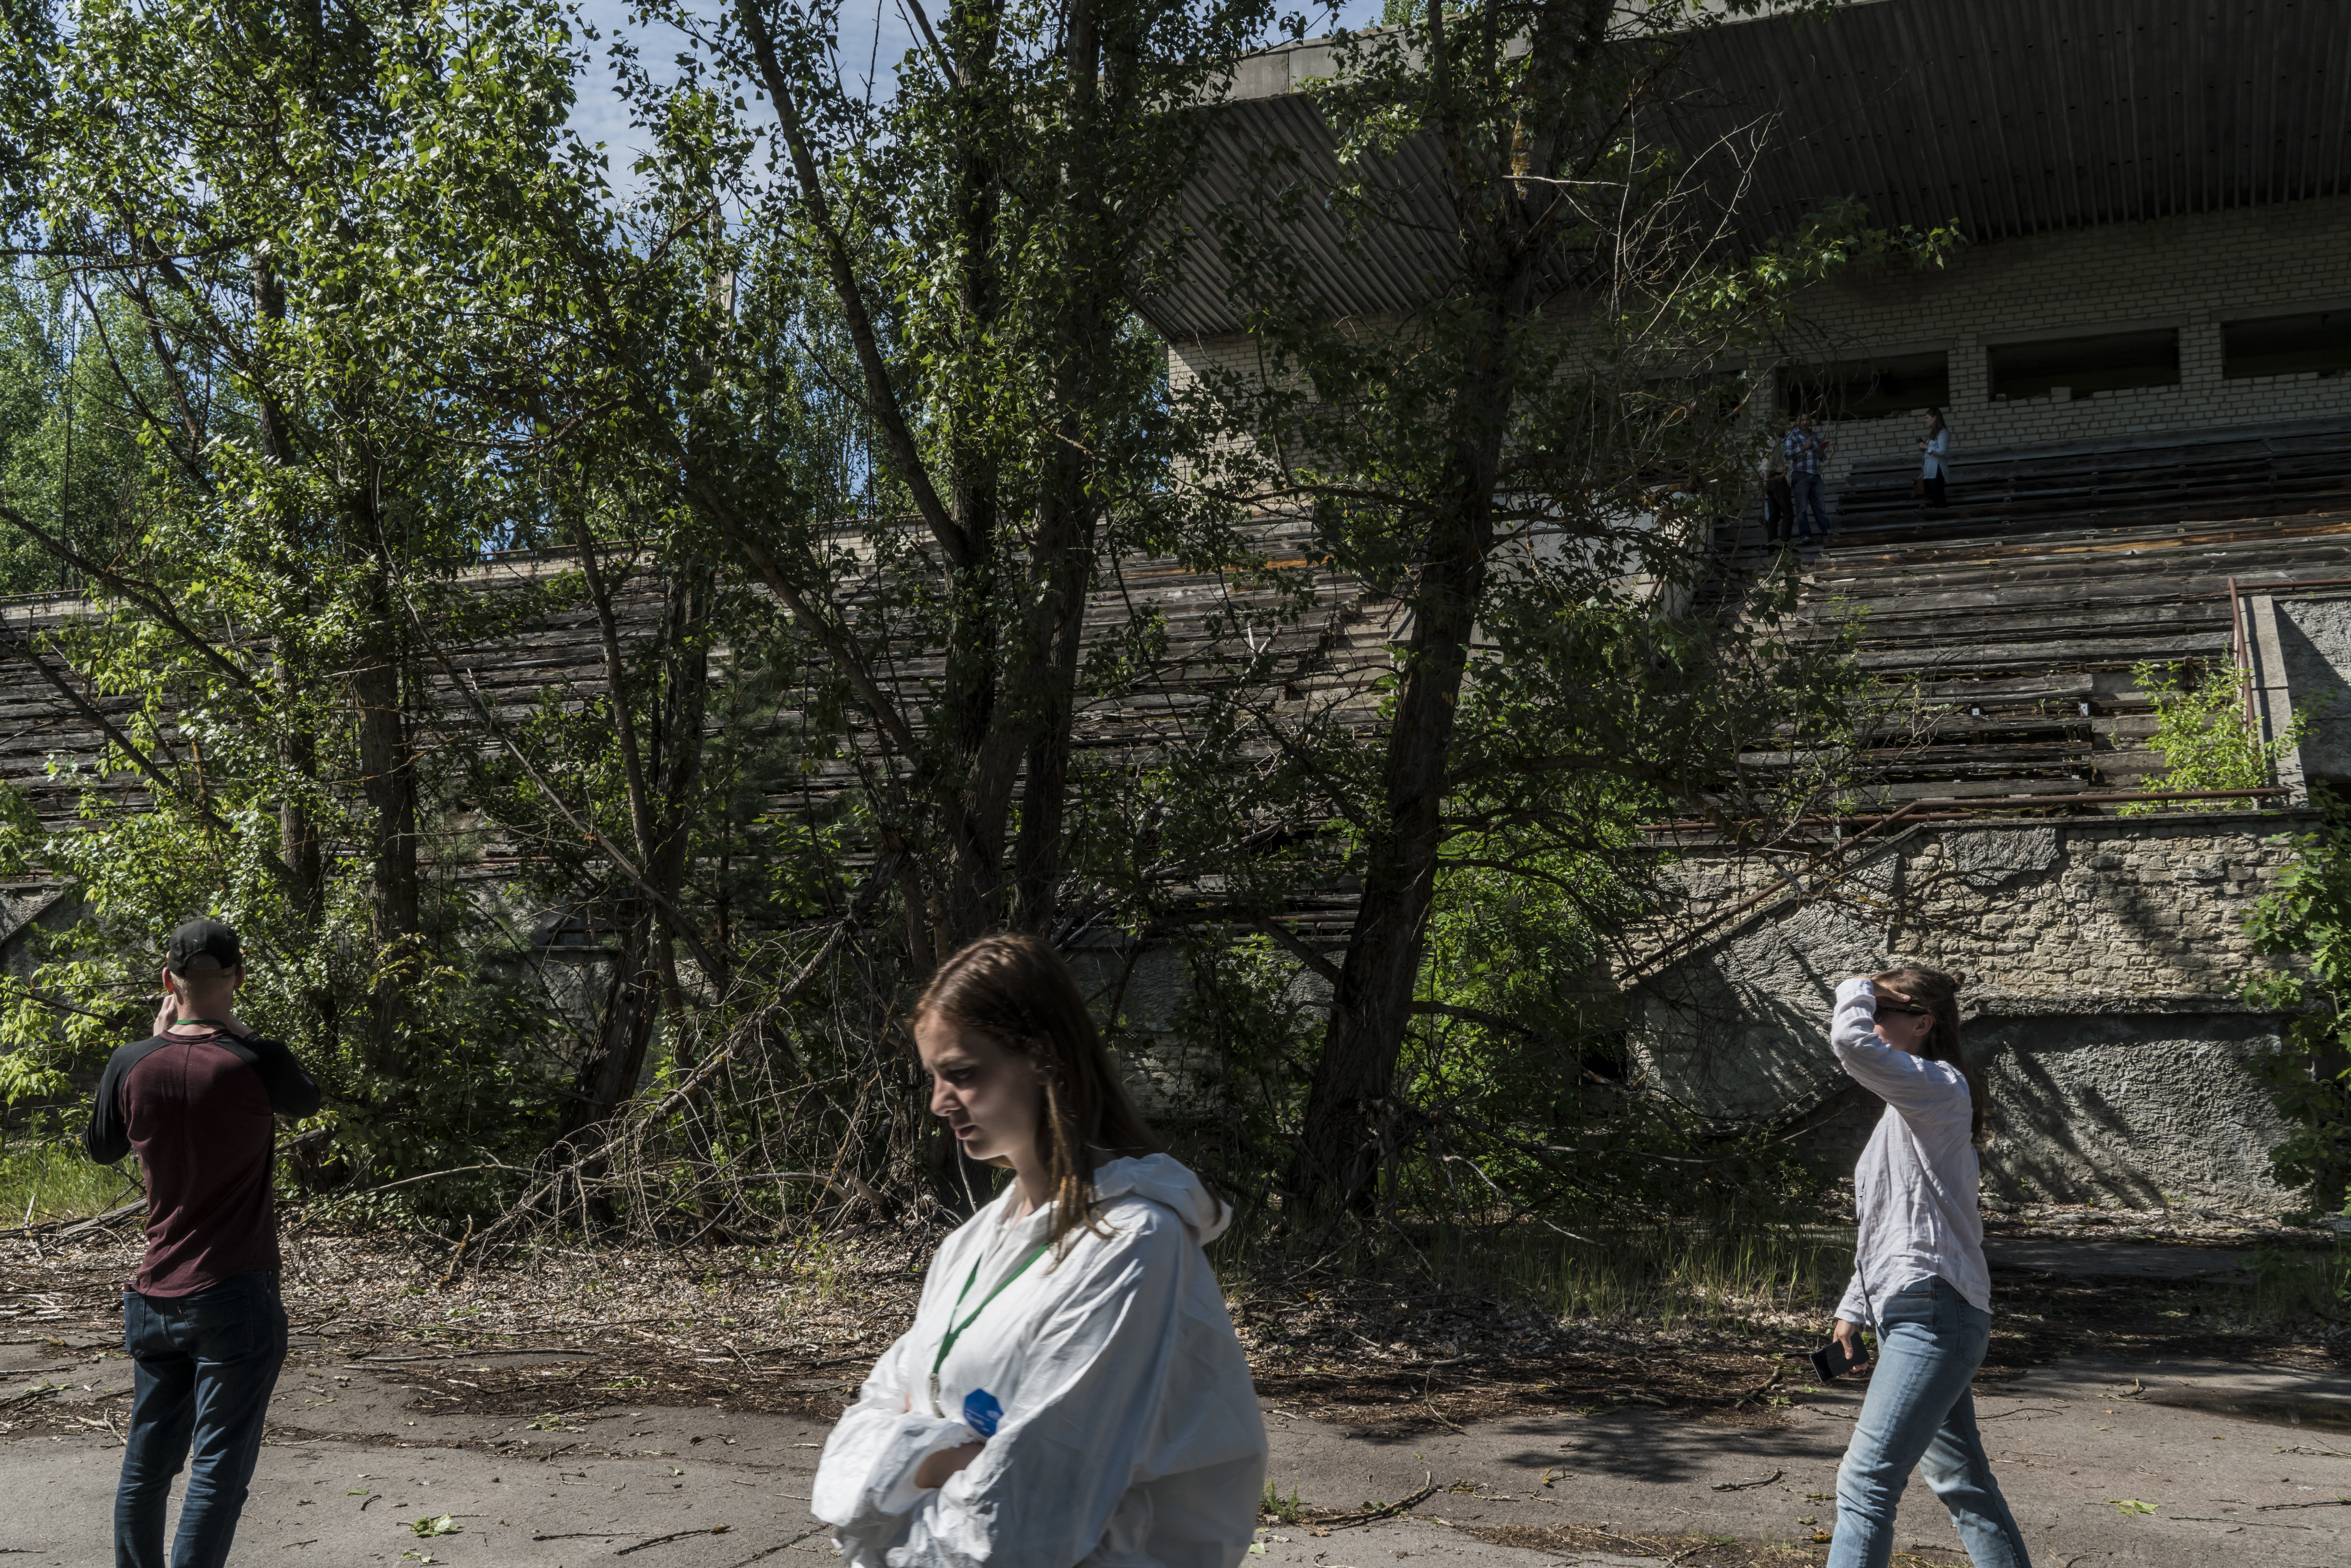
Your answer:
[562,1,1390,179]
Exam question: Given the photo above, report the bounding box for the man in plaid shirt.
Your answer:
[1783,410,1833,544]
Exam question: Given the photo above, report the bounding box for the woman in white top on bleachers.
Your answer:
[1918,408,1951,508]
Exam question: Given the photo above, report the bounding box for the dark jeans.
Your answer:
[1791,471,1833,540]
[1923,472,1948,507]
[118,1271,287,1568]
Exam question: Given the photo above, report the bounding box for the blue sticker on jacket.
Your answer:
[962,1388,1003,1438]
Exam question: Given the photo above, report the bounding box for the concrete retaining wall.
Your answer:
[1629,813,2314,1211]
[2270,590,2351,790]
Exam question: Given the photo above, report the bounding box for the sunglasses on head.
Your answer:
[1876,1002,1931,1017]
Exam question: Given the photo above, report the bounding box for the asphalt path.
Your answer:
[1258,1349,2351,1566]
[4,1331,2346,1567]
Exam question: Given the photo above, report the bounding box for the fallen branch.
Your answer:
[1732,1368,1784,1410]
[715,1525,825,1568]
[467,849,902,1259]
[1303,1472,1438,1529]
[434,1217,474,1287]
[1710,1467,1783,1491]
[617,1523,732,1554]
[59,1201,145,1241]
[0,1199,145,1241]
[339,1163,523,1198]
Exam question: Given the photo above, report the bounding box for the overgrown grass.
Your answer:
[0,1141,139,1227]
[2233,1242,2351,1331]
[1216,1211,1853,1336]
[1462,1222,1850,1333]
[1518,1225,1850,1331]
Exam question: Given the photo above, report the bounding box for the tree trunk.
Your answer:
[251,262,329,932]
[564,901,663,1143]
[1292,322,1513,1213]
[1003,0,1106,937]
[930,5,1009,955]
[350,517,420,1077]
[648,557,711,998]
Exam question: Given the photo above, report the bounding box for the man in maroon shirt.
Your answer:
[85,918,320,1568]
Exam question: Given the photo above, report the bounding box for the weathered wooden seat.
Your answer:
[1700,419,2351,812]
[1830,415,2351,538]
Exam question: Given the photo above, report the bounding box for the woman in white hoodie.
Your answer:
[1824,967,2030,1568]
[812,934,1267,1568]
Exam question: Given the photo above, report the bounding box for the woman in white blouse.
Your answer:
[1918,407,1952,508]
[812,934,1266,1567]
[1824,967,2031,1568]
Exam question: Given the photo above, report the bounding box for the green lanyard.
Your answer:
[927,1239,1049,1416]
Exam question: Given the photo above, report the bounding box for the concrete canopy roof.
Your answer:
[1136,0,2351,342]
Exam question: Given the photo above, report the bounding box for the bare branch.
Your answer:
[730,0,972,568]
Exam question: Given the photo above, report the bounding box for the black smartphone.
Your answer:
[1808,1338,1862,1383]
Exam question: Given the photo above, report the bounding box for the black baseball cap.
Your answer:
[166,918,245,975]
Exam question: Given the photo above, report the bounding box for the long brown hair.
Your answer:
[1872,966,1987,1145]
[915,934,1163,1252]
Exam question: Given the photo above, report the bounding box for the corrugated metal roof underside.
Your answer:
[1136,0,2351,342]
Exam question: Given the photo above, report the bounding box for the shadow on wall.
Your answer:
[1626,820,2300,1212]
[1975,1008,2293,1210]
[1630,899,1893,1123]
[2276,593,2351,783]
[1630,826,2074,1125]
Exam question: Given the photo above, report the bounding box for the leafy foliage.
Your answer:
[2243,785,2351,1217]
[1182,2,1947,1208]
[2120,660,2316,813]
[0,0,1904,1243]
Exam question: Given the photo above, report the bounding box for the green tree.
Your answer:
[2244,785,2351,1217]
[665,0,1277,955]
[2119,659,2316,813]
[1186,1,1938,1210]
[0,0,609,1180]
[0,271,168,595]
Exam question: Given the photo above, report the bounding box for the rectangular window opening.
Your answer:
[2222,309,2351,379]
[1987,329,2179,401]
[1781,351,1950,421]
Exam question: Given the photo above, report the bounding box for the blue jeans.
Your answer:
[1791,473,1833,540]
[1828,1275,2031,1568]
[117,1271,288,1568]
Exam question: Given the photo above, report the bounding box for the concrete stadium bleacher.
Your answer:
[1707,418,2351,810]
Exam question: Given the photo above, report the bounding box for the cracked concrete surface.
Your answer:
[4,1335,2347,1567]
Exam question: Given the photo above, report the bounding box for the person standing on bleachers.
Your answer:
[1918,407,1951,508]
[1783,409,1833,545]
